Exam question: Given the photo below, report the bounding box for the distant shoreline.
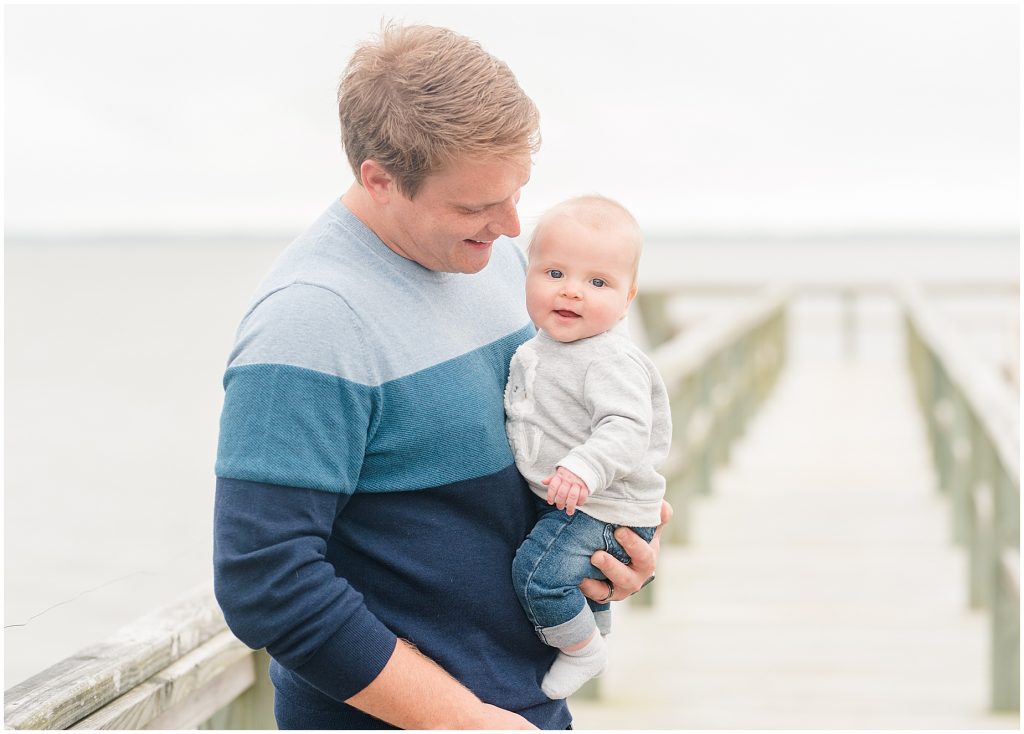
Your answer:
[6,230,1020,247]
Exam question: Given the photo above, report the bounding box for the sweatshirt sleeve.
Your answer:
[213,284,397,702]
[213,478,398,701]
[557,352,654,494]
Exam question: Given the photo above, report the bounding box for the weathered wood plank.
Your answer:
[143,655,254,730]
[68,631,253,730]
[200,648,276,730]
[4,584,226,730]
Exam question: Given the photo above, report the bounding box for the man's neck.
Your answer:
[341,183,378,233]
[342,183,411,262]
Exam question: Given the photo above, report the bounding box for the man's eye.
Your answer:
[548,270,563,279]
[591,278,606,288]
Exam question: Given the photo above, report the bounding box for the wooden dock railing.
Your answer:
[636,285,789,547]
[3,586,274,730]
[902,284,1020,712]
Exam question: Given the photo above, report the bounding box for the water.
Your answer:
[3,234,1018,687]
[4,238,281,688]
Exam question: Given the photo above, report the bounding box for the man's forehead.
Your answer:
[434,155,531,196]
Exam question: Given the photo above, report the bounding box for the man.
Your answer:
[213,23,668,729]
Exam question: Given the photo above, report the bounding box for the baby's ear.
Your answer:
[619,285,638,321]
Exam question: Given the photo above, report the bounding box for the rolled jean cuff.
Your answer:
[538,604,597,648]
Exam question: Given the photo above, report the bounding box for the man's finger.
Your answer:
[610,527,656,582]
[615,525,654,558]
[660,499,674,526]
[652,499,674,541]
[579,575,618,603]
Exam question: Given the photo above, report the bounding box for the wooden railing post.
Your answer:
[901,284,1019,714]
[646,285,790,552]
[992,459,1020,711]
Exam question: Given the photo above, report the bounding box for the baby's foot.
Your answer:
[541,633,608,699]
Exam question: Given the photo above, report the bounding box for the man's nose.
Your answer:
[487,199,521,239]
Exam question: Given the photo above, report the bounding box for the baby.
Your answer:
[506,195,672,699]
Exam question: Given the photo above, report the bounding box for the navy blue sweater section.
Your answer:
[213,468,571,729]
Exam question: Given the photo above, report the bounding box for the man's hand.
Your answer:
[580,499,673,602]
[542,466,590,516]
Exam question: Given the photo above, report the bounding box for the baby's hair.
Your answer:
[530,195,643,282]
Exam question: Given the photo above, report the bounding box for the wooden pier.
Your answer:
[4,281,1017,729]
[569,357,1019,729]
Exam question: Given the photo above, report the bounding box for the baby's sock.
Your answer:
[541,632,608,700]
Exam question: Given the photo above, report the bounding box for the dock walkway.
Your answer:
[568,358,1019,729]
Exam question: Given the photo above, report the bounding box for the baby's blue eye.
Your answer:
[548,270,563,279]
[591,278,606,288]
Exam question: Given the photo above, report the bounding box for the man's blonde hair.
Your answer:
[338,22,541,198]
[531,195,644,283]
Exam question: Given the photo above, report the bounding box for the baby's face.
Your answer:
[526,214,638,343]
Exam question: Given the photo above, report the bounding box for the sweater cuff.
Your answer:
[557,454,602,497]
[293,606,399,702]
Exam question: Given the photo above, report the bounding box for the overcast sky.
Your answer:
[4,3,1019,237]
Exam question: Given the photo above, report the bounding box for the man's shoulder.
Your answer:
[228,210,531,385]
[252,201,384,301]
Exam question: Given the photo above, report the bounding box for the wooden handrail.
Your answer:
[633,285,790,547]
[902,284,1019,485]
[3,585,273,730]
[901,282,1019,713]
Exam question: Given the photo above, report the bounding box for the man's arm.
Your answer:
[214,478,535,730]
[347,639,536,729]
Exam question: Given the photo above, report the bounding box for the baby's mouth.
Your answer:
[554,309,581,319]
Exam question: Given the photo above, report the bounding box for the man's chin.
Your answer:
[458,260,491,275]
[456,241,494,273]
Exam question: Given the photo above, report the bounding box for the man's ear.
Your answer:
[360,160,394,204]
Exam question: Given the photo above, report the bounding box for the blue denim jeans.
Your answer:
[512,497,657,649]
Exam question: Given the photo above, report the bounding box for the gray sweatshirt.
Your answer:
[504,329,672,527]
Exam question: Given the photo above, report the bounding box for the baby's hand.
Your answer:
[541,466,590,516]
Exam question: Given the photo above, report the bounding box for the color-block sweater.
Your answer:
[213,199,569,729]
